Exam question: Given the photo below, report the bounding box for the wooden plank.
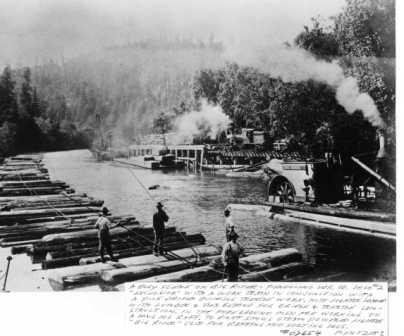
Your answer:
[229,203,396,239]
[265,201,395,222]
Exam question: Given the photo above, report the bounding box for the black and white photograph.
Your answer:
[0,0,400,332]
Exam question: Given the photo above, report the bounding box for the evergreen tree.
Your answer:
[19,67,33,118]
[0,66,19,123]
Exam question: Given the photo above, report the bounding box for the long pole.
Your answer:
[351,156,396,192]
[2,256,12,291]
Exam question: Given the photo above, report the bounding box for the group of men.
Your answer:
[94,203,243,281]
[94,202,169,262]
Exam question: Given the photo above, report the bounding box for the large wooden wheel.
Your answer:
[270,179,295,203]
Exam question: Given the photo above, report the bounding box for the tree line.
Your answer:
[188,0,394,161]
[0,66,89,157]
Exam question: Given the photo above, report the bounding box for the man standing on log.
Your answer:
[224,208,235,241]
[95,207,118,262]
[153,202,169,256]
[222,230,243,282]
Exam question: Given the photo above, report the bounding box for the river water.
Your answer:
[0,149,395,291]
[41,149,395,286]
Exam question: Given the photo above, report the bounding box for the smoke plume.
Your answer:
[226,43,384,128]
[171,100,230,145]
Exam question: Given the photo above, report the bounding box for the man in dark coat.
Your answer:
[153,202,169,255]
[222,230,243,282]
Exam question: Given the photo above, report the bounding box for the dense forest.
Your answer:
[0,66,89,156]
[0,0,395,162]
[192,0,395,159]
[31,38,224,150]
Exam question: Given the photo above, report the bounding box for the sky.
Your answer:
[0,0,345,67]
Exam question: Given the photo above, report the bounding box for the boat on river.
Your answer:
[200,163,248,171]
[115,154,184,170]
[229,202,395,240]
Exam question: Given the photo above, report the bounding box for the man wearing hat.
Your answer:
[153,202,169,255]
[94,207,118,262]
[222,230,244,282]
[224,208,236,242]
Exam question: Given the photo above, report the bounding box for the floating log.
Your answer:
[0,199,104,211]
[0,193,91,202]
[9,212,100,226]
[0,186,74,197]
[1,162,44,167]
[46,233,205,260]
[0,214,132,232]
[0,223,110,242]
[139,248,302,282]
[101,259,208,285]
[9,154,42,160]
[0,160,45,165]
[0,180,68,189]
[42,239,206,269]
[101,256,218,285]
[0,239,40,247]
[48,245,219,290]
[265,201,395,222]
[0,206,101,225]
[11,244,33,254]
[0,166,48,173]
[41,225,174,244]
[4,157,42,162]
[0,217,137,246]
[1,164,45,170]
[14,215,136,244]
[0,215,106,233]
[0,173,49,181]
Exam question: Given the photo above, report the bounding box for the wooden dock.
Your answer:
[0,153,313,291]
[228,203,396,240]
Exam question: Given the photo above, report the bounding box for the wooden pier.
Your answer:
[228,203,396,240]
[0,153,312,291]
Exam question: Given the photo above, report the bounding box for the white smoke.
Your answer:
[171,99,230,145]
[226,43,384,128]
[336,77,384,128]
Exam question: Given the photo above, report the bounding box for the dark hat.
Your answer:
[101,207,111,215]
[156,202,163,208]
[229,230,239,240]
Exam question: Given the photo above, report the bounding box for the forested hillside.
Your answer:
[0,66,89,156]
[31,38,224,148]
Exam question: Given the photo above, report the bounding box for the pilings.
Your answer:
[167,145,205,172]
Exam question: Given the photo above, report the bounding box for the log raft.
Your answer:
[0,154,318,291]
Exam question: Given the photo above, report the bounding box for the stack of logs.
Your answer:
[0,154,206,270]
[0,154,313,290]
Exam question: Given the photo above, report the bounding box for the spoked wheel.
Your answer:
[272,180,295,203]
